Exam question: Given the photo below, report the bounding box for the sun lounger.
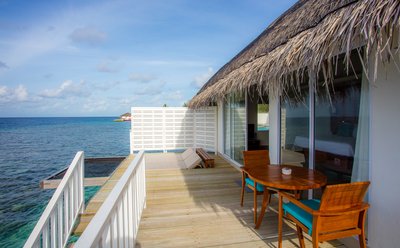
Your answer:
[182,148,202,169]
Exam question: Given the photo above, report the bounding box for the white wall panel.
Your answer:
[130,107,217,153]
[368,49,400,248]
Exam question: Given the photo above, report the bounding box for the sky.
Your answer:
[0,0,296,117]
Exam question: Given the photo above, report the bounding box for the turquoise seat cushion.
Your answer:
[245,178,264,192]
[283,199,320,235]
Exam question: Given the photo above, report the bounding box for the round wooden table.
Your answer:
[244,164,327,228]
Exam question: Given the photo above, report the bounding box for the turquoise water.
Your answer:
[257,126,269,131]
[0,117,131,247]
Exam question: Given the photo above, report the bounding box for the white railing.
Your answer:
[24,151,85,248]
[130,107,217,153]
[75,151,146,248]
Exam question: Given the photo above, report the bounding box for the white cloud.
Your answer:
[43,73,53,79]
[91,81,120,91]
[192,67,214,88]
[14,85,28,101]
[139,60,210,67]
[165,90,183,101]
[47,26,56,32]
[119,96,138,106]
[0,84,29,103]
[39,80,90,98]
[69,26,107,46]
[134,81,166,95]
[97,62,118,73]
[0,1,121,68]
[128,73,156,83]
[149,90,184,106]
[83,99,109,112]
[1,23,68,68]
[0,85,8,97]
[0,61,8,69]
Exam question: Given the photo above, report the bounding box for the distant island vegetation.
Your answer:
[113,112,131,122]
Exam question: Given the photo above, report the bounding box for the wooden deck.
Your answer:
[136,155,345,248]
[73,155,135,235]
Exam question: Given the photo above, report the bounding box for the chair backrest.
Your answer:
[315,181,370,237]
[242,150,270,169]
[319,181,370,212]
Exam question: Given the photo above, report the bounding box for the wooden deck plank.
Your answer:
[73,154,135,235]
[136,155,345,248]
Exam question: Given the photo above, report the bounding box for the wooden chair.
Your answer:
[241,150,272,223]
[278,181,370,248]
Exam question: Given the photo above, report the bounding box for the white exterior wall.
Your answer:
[368,53,400,247]
[269,95,281,164]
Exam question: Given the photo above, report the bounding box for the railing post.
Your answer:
[80,153,85,214]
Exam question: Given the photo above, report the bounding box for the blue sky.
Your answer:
[0,0,296,117]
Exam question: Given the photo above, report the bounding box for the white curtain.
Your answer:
[351,77,369,182]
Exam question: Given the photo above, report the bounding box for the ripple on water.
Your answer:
[0,117,130,247]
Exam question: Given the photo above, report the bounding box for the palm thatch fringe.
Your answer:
[188,0,400,108]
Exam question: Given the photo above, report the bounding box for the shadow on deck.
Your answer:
[136,154,345,247]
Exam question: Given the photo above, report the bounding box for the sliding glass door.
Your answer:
[281,81,309,167]
[315,79,362,184]
[224,93,246,164]
[280,50,369,185]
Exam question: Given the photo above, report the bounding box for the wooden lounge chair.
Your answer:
[181,148,202,169]
[196,148,214,168]
[278,181,370,248]
[241,150,273,223]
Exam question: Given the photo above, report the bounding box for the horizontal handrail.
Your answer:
[75,150,146,247]
[24,151,85,248]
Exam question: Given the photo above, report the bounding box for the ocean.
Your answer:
[0,117,131,247]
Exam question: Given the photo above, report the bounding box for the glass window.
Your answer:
[224,93,246,164]
[315,80,361,184]
[224,100,231,157]
[257,104,269,131]
[280,50,368,185]
[281,81,309,167]
[314,52,367,184]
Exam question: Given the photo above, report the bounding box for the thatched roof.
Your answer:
[189,0,400,108]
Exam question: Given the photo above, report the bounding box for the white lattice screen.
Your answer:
[130,107,217,153]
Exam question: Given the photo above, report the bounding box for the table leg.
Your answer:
[294,190,300,199]
[255,187,270,229]
[253,184,257,224]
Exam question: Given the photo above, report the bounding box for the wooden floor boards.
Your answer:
[73,154,135,235]
[136,154,345,248]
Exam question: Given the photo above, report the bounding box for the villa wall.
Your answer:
[368,50,400,247]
